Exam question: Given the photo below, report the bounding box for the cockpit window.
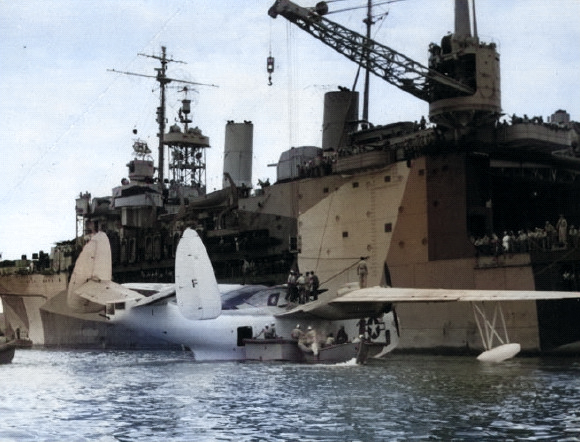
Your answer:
[267,292,280,306]
[244,287,288,308]
[221,285,268,310]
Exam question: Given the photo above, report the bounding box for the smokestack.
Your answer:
[472,0,478,39]
[454,0,471,38]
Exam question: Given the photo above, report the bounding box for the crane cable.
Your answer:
[324,0,405,16]
[286,21,298,147]
[267,19,275,85]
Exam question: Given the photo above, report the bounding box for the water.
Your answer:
[1,350,580,441]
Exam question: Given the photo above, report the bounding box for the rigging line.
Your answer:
[269,14,273,54]
[535,246,579,276]
[0,79,119,207]
[286,21,298,147]
[94,4,188,193]
[0,4,187,207]
[291,24,300,144]
[141,3,186,53]
[319,258,361,287]
[316,193,333,273]
[325,0,405,15]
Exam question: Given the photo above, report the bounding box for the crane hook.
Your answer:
[267,55,275,86]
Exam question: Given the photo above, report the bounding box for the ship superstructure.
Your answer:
[76,48,299,290]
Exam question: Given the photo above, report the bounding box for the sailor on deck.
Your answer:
[336,325,348,344]
[357,257,368,288]
[256,324,270,339]
[291,324,303,341]
[325,333,335,346]
[305,325,316,346]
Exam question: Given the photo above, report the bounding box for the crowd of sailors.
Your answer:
[283,258,367,306]
[296,117,436,178]
[336,116,433,159]
[471,214,580,256]
[296,154,334,179]
[291,324,351,352]
[507,113,573,131]
[254,322,353,349]
[254,318,387,354]
[296,111,577,179]
[285,270,320,304]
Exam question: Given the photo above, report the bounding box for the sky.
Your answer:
[0,0,579,261]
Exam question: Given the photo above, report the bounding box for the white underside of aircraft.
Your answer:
[67,229,580,363]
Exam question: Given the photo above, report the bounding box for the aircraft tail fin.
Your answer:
[175,228,222,320]
[67,232,112,313]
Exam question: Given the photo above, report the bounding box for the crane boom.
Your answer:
[268,0,474,103]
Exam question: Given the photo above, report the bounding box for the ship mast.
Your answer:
[108,46,217,185]
[362,0,372,126]
[141,46,177,184]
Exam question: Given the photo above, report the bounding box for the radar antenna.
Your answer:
[108,46,218,183]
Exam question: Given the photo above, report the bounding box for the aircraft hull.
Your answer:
[110,301,397,361]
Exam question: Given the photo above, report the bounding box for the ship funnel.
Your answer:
[223,121,253,189]
[322,89,359,151]
[454,0,471,38]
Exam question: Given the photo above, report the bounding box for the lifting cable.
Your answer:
[267,18,275,85]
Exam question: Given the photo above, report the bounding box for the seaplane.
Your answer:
[68,229,580,363]
[66,228,399,363]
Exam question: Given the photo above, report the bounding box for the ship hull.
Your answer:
[295,149,580,355]
[0,275,179,349]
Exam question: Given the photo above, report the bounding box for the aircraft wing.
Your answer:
[275,296,387,320]
[276,286,580,320]
[330,286,580,304]
[74,280,145,305]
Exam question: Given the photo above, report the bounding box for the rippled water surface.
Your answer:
[2,350,580,441]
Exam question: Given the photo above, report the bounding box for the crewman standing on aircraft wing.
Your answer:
[297,273,306,304]
[309,271,319,301]
[357,257,368,288]
[286,270,297,302]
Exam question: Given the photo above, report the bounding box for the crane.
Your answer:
[268,0,501,128]
[268,0,474,103]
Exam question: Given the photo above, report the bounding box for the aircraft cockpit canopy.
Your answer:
[221,285,287,310]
